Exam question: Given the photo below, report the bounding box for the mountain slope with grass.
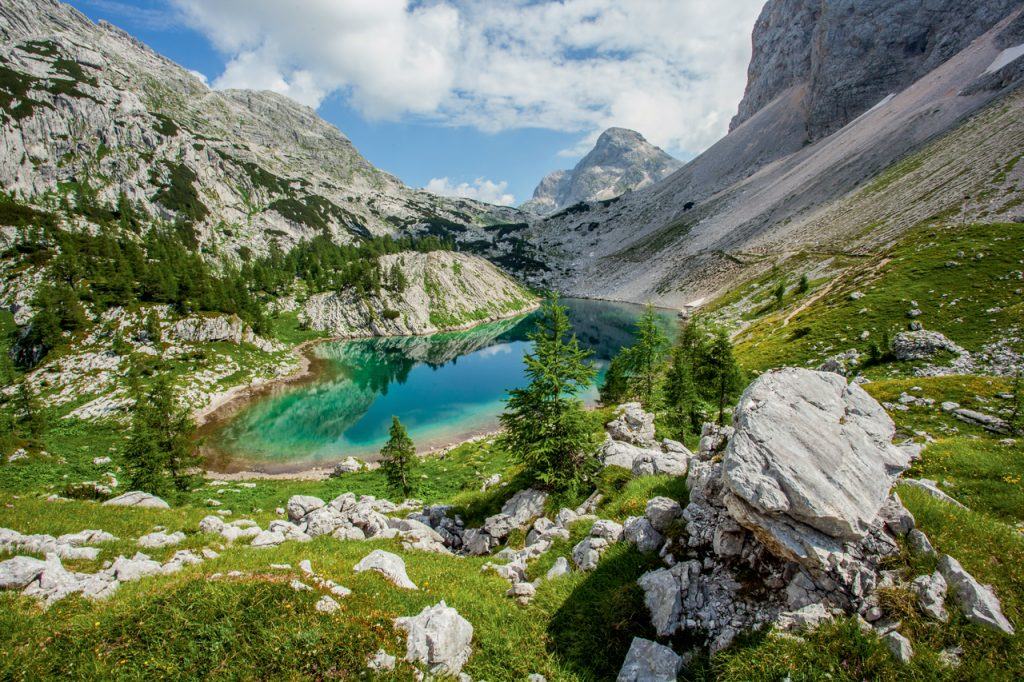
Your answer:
[528,2,1024,307]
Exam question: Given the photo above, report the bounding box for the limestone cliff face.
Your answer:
[0,0,524,259]
[731,0,1023,141]
[527,2,1024,308]
[521,128,682,215]
[299,251,537,338]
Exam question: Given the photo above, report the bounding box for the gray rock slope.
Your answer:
[0,0,526,259]
[521,128,682,215]
[530,1,1024,307]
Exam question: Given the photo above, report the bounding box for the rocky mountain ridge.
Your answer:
[520,128,682,215]
[526,1,1024,308]
[0,0,527,260]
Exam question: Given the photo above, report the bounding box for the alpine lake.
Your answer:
[201,299,677,472]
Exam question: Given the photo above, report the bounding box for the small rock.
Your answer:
[884,631,913,663]
[315,595,340,613]
[545,557,570,581]
[910,571,948,621]
[938,554,1015,634]
[137,531,185,549]
[907,529,936,557]
[103,491,169,509]
[354,550,417,590]
[290,580,312,592]
[616,636,682,681]
[367,649,396,672]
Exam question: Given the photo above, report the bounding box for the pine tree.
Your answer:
[773,282,786,308]
[124,373,198,496]
[665,318,707,435]
[797,274,810,294]
[499,295,598,490]
[380,416,416,498]
[599,351,631,405]
[17,380,46,445]
[144,309,162,345]
[705,329,744,426]
[628,304,669,408]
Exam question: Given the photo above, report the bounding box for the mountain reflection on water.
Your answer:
[204,298,676,471]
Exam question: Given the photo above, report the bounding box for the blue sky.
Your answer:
[68,0,764,206]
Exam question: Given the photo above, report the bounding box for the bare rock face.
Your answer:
[606,403,657,446]
[938,554,1015,634]
[732,0,1024,141]
[722,368,911,567]
[521,128,681,215]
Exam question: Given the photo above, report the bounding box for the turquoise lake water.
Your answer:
[204,299,676,471]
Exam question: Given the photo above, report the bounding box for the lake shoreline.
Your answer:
[195,305,540,476]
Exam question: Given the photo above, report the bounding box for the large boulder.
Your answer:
[721,368,912,566]
[891,330,967,361]
[616,637,682,682]
[103,491,169,509]
[394,600,473,676]
[606,403,656,446]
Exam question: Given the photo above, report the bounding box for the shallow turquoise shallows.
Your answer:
[204,298,676,471]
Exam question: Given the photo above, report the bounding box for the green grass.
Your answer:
[731,222,1024,372]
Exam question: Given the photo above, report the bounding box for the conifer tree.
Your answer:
[499,295,597,490]
[705,329,744,425]
[599,352,631,406]
[773,282,786,308]
[798,274,810,294]
[17,380,46,445]
[144,309,162,345]
[123,372,198,496]
[380,416,416,498]
[665,318,708,435]
[629,304,669,407]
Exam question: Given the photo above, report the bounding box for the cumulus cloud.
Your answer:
[424,177,516,206]
[172,0,766,157]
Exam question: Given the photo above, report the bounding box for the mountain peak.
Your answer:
[522,127,681,215]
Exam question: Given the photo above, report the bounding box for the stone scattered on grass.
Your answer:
[394,600,473,676]
[354,550,417,590]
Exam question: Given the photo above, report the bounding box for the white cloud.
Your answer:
[172,0,766,158]
[424,177,516,206]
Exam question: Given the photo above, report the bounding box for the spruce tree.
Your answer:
[705,329,744,426]
[599,351,631,406]
[665,318,707,435]
[628,304,669,407]
[144,309,162,345]
[124,373,198,496]
[499,295,598,490]
[798,274,810,294]
[773,282,786,308]
[380,416,416,498]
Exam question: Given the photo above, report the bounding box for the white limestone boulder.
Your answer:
[721,368,912,567]
[103,491,169,509]
[616,637,682,682]
[394,600,473,676]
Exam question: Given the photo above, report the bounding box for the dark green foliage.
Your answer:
[599,304,669,409]
[499,296,599,491]
[123,370,198,497]
[380,416,416,498]
[16,381,47,445]
[382,309,401,320]
[664,317,709,435]
[1011,368,1023,436]
[144,309,162,345]
[797,273,810,294]
[599,352,631,405]
[386,261,408,294]
[150,162,209,224]
[152,113,179,137]
[706,328,744,425]
[773,281,786,308]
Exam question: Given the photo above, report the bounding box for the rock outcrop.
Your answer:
[521,128,681,215]
[722,368,912,566]
[299,251,536,337]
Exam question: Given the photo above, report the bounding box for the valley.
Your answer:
[1,0,1023,680]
